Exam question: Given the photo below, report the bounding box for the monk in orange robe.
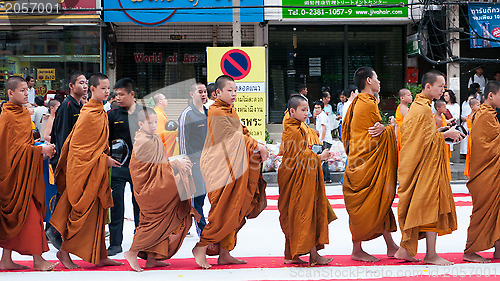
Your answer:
[192,75,268,269]
[395,88,412,151]
[124,108,200,272]
[153,93,178,157]
[395,70,464,265]
[278,95,337,266]
[0,76,58,271]
[464,98,480,177]
[463,82,500,263]
[341,67,399,262]
[51,73,123,269]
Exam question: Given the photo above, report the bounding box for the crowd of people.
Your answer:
[1,67,500,273]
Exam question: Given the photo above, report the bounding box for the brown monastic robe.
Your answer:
[197,98,267,254]
[129,129,199,260]
[465,103,500,254]
[341,92,398,242]
[0,102,48,255]
[398,93,457,257]
[278,110,320,156]
[50,99,113,264]
[278,117,336,260]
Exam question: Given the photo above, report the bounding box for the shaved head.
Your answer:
[434,99,446,109]
[288,94,308,110]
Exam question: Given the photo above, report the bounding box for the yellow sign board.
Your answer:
[207,47,266,141]
[37,69,55,81]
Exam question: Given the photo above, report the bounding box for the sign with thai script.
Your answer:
[207,47,266,141]
[469,4,500,49]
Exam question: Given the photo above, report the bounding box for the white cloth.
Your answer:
[27,87,35,104]
[104,102,112,112]
[341,100,353,121]
[33,106,48,132]
[468,74,488,92]
[461,100,471,121]
[446,103,460,124]
[204,99,215,109]
[316,111,333,145]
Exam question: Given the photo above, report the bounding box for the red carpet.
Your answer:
[2,252,498,272]
[266,193,471,201]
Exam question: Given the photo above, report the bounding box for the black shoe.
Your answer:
[45,228,62,250]
[107,245,122,256]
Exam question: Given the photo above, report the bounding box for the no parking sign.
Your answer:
[207,47,266,142]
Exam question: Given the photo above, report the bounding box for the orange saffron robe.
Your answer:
[278,117,337,260]
[341,93,398,242]
[0,102,48,255]
[278,110,321,156]
[154,106,178,158]
[464,104,500,254]
[395,104,404,151]
[464,114,473,177]
[129,129,199,260]
[197,98,267,253]
[398,93,457,257]
[51,99,113,264]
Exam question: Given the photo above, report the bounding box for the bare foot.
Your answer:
[494,249,500,259]
[145,260,170,269]
[394,248,421,262]
[309,255,333,266]
[56,250,80,269]
[33,260,59,271]
[463,253,490,263]
[96,258,123,267]
[387,244,399,258]
[218,254,247,265]
[423,254,454,265]
[351,250,380,262]
[284,257,307,264]
[192,246,211,269]
[124,251,143,272]
[0,260,30,270]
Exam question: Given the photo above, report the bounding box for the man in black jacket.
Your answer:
[107,78,146,256]
[46,71,87,249]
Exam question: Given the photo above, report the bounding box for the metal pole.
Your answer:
[232,0,241,47]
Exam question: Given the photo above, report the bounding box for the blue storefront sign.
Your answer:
[104,0,263,26]
[468,3,500,49]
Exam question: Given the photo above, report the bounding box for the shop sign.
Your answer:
[406,33,419,56]
[207,47,266,142]
[468,4,500,49]
[267,0,408,20]
[134,52,205,64]
[37,69,55,81]
[104,0,263,26]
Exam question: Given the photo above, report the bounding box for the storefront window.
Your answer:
[268,25,404,123]
[116,43,209,99]
[0,26,100,99]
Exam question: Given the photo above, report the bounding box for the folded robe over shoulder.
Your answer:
[397,93,457,257]
[129,129,199,260]
[341,92,398,242]
[197,98,267,252]
[51,99,113,264]
[465,104,500,254]
[278,117,336,260]
[278,110,320,156]
[0,102,48,255]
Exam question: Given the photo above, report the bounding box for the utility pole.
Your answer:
[446,2,461,163]
[233,0,241,47]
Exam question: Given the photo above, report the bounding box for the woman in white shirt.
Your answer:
[443,90,460,123]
